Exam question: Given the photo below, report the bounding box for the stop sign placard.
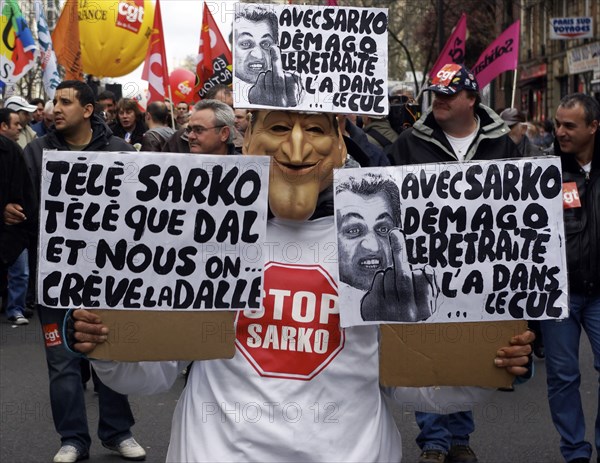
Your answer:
[236,262,346,380]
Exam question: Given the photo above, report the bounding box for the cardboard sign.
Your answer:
[379,320,527,388]
[233,3,388,115]
[38,151,271,311]
[87,309,236,361]
[333,157,569,327]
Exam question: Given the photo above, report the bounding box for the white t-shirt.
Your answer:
[93,217,489,462]
[443,117,480,161]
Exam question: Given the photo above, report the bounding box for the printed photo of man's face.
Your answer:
[337,184,399,291]
[234,15,276,84]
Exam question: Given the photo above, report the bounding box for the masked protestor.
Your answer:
[69,106,533,461]
[38,4,533,460]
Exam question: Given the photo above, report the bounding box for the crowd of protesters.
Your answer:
[0,70,598,463]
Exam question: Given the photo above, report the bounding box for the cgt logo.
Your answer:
[562,182,581,209]
[43,323,63,347]
[116,0,145,34]
[236,262,345,381]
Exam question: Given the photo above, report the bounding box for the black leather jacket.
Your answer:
[556,132,600,296]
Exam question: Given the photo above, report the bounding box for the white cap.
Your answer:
[5,96,37,112]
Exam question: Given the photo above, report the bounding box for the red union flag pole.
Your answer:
[142,0,170,104]
[194,2,233,101]
[430,13,467,79]
[471,19,520,89]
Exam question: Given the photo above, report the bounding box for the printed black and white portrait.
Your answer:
[335,173,439,323]
[234,4,303,108]
[233,3,388,114]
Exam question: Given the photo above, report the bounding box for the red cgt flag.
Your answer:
[430,13,467,79]
[142,0,170,103]
[194,3,233,100]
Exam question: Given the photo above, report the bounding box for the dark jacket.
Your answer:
[24,114,132,197]
[161,128,190,153]
[516,135,545,157]
[363,118,400,149]
[389,104,520,165]
[0,136,37,266]
[110,119,148,147]
[141,126,176,152]
[345,119,390,166]
[556,131,600,296]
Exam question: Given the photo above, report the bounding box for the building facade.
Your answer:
[513,0,599,121]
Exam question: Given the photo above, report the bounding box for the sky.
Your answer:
[107,0,237,96]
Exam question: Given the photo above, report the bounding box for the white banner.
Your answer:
[550,17,593,39]
[233,3,388,115]
[334,158,569,327]
[38,151,271,311]
[567,42,600,75]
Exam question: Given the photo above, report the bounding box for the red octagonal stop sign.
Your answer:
[236,262,346,381]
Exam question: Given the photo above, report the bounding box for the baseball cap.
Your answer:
[499,108,525,127]
[426,63,479,96]
[5,96,37,112]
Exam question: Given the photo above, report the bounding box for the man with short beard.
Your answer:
[18,81,147,463]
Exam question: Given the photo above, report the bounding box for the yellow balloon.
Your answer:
[78,0,155,78]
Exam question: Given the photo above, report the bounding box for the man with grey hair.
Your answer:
[541,92,599,463]
[185,99,236,155]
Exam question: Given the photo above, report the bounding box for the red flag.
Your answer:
[194,3,233,100]
[142,0,170,103]
[430,13,467,79]
[472,20,520,88]
[326,0,338,6]
[52,0,83,81]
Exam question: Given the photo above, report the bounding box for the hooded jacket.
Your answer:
[24,114,132,197]
[389,103,520,165]
[555,131,600,296]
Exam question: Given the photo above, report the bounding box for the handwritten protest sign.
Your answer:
[38,151,270,311]
[334,157,569,327]
[233,3,388,115]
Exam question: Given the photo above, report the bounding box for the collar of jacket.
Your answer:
[553,130,600,174]
[43,114,115,150]
[411,103,510,161]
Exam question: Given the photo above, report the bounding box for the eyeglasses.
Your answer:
[185,124,225,135]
